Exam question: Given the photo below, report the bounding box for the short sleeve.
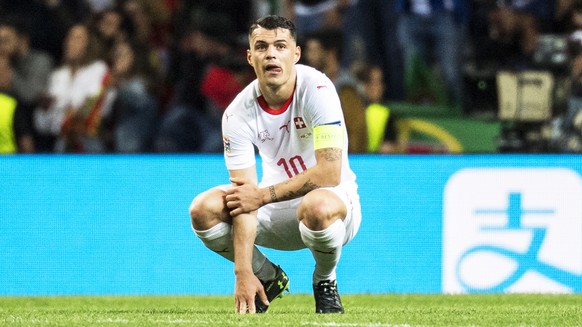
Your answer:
[222,108,256,170]
[304,77,344,128]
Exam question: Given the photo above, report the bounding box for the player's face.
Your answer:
[247,27,300,89]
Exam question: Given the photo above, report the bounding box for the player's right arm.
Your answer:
[227,166,268,314]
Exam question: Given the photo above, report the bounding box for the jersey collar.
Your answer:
[257,85,295,115]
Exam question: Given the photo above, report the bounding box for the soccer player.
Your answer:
[189,15,361,314]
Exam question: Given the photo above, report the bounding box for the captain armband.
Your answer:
[313,124,344,150]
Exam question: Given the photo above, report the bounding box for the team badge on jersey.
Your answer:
[259,130,274,143]
[223,135,231,153]
[294,117,306,129]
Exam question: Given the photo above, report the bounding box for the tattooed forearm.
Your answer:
[298,179,319,194]
[321,148,341,161]
[273,149,339,202]
[279,179,320,201]
[269,185,278,202]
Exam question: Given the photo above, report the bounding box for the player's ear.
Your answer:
[247,49,253,66]
[294,46,301,64]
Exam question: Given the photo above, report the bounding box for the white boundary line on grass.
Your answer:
[301,322,420,327]
[93,318,420,326]
[96,318,130,323]
[96,318,211,325]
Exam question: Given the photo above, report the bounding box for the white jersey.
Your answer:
[222,64,357,195]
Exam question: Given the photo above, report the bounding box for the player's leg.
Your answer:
[249,204,303,313]
[298,188,348,285]
[189,186,232,259]
[190,186,288,313]
[297,187,361,313]
[189,186,272,279]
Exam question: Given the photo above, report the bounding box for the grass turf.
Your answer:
[1,294,581,326]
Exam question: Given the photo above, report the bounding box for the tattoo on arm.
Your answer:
[322,148,341,161]
[280,179,320,201]
[274,148,339,202]
[269,185,278,203]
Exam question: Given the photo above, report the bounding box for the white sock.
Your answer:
[299,219,346,284]
[193,222,268,275]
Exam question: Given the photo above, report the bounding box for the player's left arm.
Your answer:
[269,145,342,202]
[263,124,343,204]
[227,124,343,216]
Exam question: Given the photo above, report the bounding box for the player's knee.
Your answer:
[298,191,346,230]
[189,190,228,230]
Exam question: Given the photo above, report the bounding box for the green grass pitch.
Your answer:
[1,294,581,326]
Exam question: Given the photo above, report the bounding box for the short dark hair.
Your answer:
[248,15,296,41]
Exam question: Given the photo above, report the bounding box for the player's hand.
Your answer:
[234,271,268,314]
[225,177,263,216]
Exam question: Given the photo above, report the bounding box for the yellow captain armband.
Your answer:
[313,124,344,150]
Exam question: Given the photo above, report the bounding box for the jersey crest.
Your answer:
[223,135,231,153]
[258,129,274,143]
[294,117,307,129]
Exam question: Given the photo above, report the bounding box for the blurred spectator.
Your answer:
[200,59,254,121]
[154,13,240,153]
[342,0,405,101]
[91,6,136,57]
[0,0,92,63]
[0,91,25,153]
[0,22,20,96]
[0,16,54,108]
[354,64,401,154]
[0,15,55,153]
[485,0,555,70]
[395,0,471,108]
[85,0,116,13]
[168,0,253,102]
[174,0,252,37]
[0,17,53,106]
[253,0,284,17]
[101,38,159,153]
[122,0,171,46]
[555,0,576,33]
[0,91,17,153]
[121,0,173,81]
[9,0,578,154]
[302,27,368,153]
[549,2,582,152]
[32,23,109,153]
[284,0,354,38]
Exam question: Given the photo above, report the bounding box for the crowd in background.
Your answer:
[2,0,582,154]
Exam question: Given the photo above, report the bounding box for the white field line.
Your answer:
[96,318,210,324]
[301,323,423,327]
[93,319,420,326]
[95,318,130,323]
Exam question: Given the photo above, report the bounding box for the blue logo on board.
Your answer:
[443,169,582,293]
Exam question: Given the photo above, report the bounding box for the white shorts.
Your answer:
[215,184,361,251]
